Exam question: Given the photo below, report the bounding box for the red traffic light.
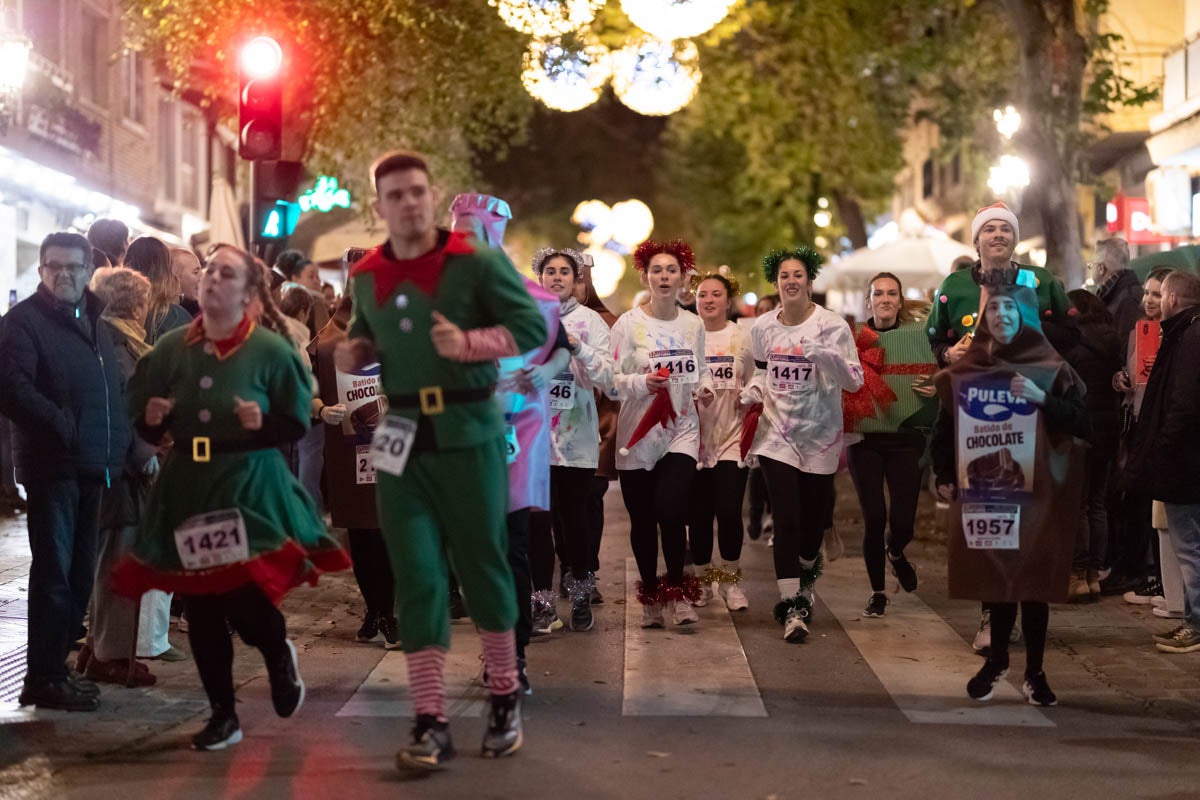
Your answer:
[240,36,282,80]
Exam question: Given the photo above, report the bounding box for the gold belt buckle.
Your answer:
[192,436,211,463]
[419,386,445,415]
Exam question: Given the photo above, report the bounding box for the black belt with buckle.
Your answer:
[173,437,271,463]
[387,385,494,416]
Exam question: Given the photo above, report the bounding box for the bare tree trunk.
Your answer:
[834,191,869,250]
[1003,0,1087,289]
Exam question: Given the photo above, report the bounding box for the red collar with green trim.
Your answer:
[351,230,476,306]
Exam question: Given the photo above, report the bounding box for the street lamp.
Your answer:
[0,20,32,136]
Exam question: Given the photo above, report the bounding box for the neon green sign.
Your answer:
[299,175,352,213]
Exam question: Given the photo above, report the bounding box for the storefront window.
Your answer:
[122,51,145,125]
[79,9,109,106]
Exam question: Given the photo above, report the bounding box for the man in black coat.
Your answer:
[0,232,131,710]
[1091,237,1144,343]
[1127,271,1200,654]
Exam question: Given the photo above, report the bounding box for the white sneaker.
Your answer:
[1153,606,1184,619]
[783,607,809,642]
[723,584,749,611]
[1151,595,1167,608]
[672,598,699,625]
[972,610,991,653]
[693,582,713,608]
[641,603,665,629]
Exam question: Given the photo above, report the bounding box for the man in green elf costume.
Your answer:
[336,151,546,771]
[925,202,1073,369]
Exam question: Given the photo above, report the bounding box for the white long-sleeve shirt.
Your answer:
[697,321,755,468]
[550,304,614,469]
[744,305,863,474]
[610,305,713,471]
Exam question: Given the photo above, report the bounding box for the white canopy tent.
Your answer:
[814,236,977,317]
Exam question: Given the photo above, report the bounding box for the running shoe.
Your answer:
[1155,625,1200,654]
[481,691,523,758]
[397,714,455,771]
[1151,595,1167,607]
[966,659,1008,701]
[1153,606,1184,619]
[569,595,594,632]
[1022,671,1057,706]
[693,581,714,608]
[863,593,889,618]
[641,602,665,629]
[356,610,380,643]
[531,590,563,636]
[268,640,305,718]
[1152,624,1188,646]
[783,607,809,642]
[889,553,918,592]
[672,598,699,626]
[1123,577,1163,605]
[378,615,402,649]
[723,584,749,611]
[191,713,242,751]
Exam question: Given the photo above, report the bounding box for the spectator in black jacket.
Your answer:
[1091,237,1143,343]
[0,232,131,711]
[1064,290,1124,601]
[1127,271,1200,654]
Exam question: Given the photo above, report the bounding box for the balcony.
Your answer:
[1152,35,1200,133]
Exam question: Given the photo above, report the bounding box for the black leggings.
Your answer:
[186,584,289,713]
[347,528,395,616]
[587,476,609,573]
[845,436,924,592]
[747,467,771,536]
[619,453,696,591]
[529,466,597,590]
[507,509,532,658]
[987,601,1049,675]
[758,457,834,578]
[687,461,748,566]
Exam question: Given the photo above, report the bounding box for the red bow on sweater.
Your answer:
[842,326,898,432]
[619,368,676,455]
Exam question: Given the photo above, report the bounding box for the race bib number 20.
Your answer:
[649,349,698,385]
[370,416,417,477]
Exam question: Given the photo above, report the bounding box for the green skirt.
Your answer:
[112,447,350,604]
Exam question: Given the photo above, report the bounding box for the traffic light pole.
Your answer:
[248,160,258,259]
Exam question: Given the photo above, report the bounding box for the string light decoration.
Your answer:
[522,35,612,112]
[490,0,605,37]
[611,38,702,116]
[620,0,736,40]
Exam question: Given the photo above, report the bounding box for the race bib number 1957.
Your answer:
[174,509,249,570]
[961,502,1020,550]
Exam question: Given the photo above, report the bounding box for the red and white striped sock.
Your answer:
[479,630,519,696]
[405,647,447,720]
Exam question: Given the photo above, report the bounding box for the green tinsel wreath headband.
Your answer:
[762,246,824,285]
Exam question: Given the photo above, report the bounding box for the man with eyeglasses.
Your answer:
[0,232,131,710]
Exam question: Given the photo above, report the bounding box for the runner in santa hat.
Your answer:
[740,246,863,644]
[611,239,715,628]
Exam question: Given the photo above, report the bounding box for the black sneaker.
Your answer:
[268,640,305,718]
[570,596,594,632]
[396,714,456,771]
[1153,623,1188,646]
[17,676,99,712]
[518,657,531,696]
[889,553,918,592]
[1022,671,1057,706]
[863,593,889,618]
[590,583,604,605]
[356,610,380,643]
[1099,572,1142,596]
[449,590,468,620]
[65,672,101,697]
[378,615,401,650]
[967,659,1009,701]
[481,690,523,758]
[191,712,242,750]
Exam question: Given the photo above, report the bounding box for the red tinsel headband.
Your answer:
[633,239,696,275]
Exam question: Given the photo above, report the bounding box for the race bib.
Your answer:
[707,355,736,391]
[355,443,376,485]
[767,352,815,393]
[174,509,249,570]
[370,415,417,476]
[505,424,520,464]
[549,371,576,410]
[961,502,1020,550]
[649,348,699,384]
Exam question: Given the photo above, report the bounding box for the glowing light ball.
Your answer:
[586,245,627,297]
[571,199,614,246]
[490,0,605,37]
[620,0,736,40]
[609,199,655,248]
[522,36,612,112]
[611,38,702,116]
